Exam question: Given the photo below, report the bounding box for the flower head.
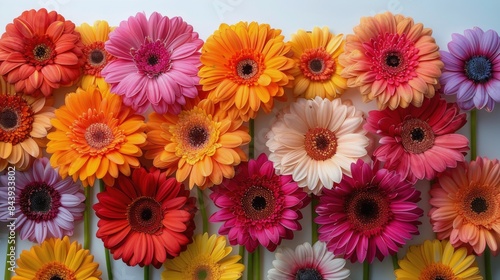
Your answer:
[440,27,500,111]
[210,153,310,252]
[162,233,244,280]
[429,156,500,255]
[266,96,369,194]
[0,8,83,97]
[199,21,295,121]
[289,26,347,100]
[365,94,469,183]
[315,159,423,263]
[93,167,197,268]
[339,11,443,110]
[101,12,203,114]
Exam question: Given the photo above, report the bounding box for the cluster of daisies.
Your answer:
[0,7,499,280]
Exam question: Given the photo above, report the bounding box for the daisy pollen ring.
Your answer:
[19,182,61,222]
[84,122,114,150]
[0,95,34,144]
[127,196,163,235]
[304,127,337,161]
[25,35,56,65]
[465,55,492,83]
[300,47,336,81]
[35,261,76,280]
[346,187,392,234]
[82,42,110,75]
[241,185,276,220]
[401,118,435,153]
[132,39,172,78]
[235,55,262,82]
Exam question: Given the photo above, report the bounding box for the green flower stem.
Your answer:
[99,180,113,280]
[485,247,492,280]
[197,187,209,234]
[144,265,150,280]
[249,118,255,160]
[247,250,254,280]
[470,109,477,159]
[254,246,261,280]
[4,234,15,280]
[311,195,319,244]
[239,245,245,264]
[363,261,370,280]
[391,253,399,270]
[84,186,92,250]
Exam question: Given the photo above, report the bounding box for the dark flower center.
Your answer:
[132,39,171,78]
[295,268,324,280]
[84,123,114,150]
[34,44,51,61]
[30,189,52,212]
[241,186,275,220]
[188,126,208,147]
[309,59,324,73]
[90,49,105,64]
[127,196,163,234]
[401,118,435,154]
[410,127,425,142]
[252,196,267,211]
[50,276,63,280]
[20,182,61,222]
[304,127,337,161]
[419,263,456,280]
[148,55,159,66]
[386,53,401,67]
[465,56,492,83]
[237,59,259,80]
[0,108,18,130]
[299,47,335,81]
[470,197,488,214]
[197,269,208,280]
[355,198,379,223]
[346,187,392,235]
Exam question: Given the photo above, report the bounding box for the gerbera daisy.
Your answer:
[76,20,115,92]
[365,94,469,183]
[93,167,197,268]
[394,239,482,280]
[289,26,347,100]
[0,8,83,97]
[162,233,244,280]
[315,159,423,263]
[440,27,500,111]
[199,21,295,121]
[209,153,310,252]
[265,96,369,195]
[101,12,203,114]
[12,236,102,280]
[268,241,350,280]
[46,86,146,187]
[339,11,443,110]
[0,157,84,243]
[429,156,500,255]
[144,98,250,189]
[0,80,55,171]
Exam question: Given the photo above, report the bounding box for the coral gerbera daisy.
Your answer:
[144,98,250,190]
[13,236,102,280]
[46,86,146,187]
[289,26,347,100]
[315,159,423,263]
[101,12,203,114]
[209,153,310,252]
[0,80,55,171]
[93,167,197,268]
[267,241,350,280]
[162,233,244,280]
[394,239,482,280]
[199,21,295,121]
[265,96,369,195]
[76,20,115,93]
[364,94,469,183]
[0,157,84,243]
[0,8,83,97]
[429,156,500,255]
[339,11,443,110]
[440,27,500,111]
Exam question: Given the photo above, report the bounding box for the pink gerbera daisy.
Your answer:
[364,94,469,183]
[209,153,310,252]
[315,159,423,263]
[101,12,203,114]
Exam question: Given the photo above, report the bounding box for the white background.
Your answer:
[1,0,500,279]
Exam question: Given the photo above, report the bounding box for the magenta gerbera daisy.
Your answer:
[101,12,203,114]
[0,157,85,243]
[315,159,423,263]
[440,27,500,111]
[364,94,469,183]
[209,153,310,252]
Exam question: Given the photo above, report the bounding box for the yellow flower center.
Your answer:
[456,185,499,227]
[186,258,221,280]
[419,263,457,280]
[35,262,76,280]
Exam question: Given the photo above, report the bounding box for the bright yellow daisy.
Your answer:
[289,26,347,99]
[162,233,244,280]
[13,236,102,280]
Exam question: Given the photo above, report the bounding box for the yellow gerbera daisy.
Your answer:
[289,26,347,99]
[76,20,115,92]
[199,21,295,121]
[162,233,244,280]
[395,239,482,280]
[47,86,147,187]
[13,236,102,280]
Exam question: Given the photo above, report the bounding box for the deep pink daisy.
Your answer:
[209,153,310,252]
[101,12,203,114]
[364,94,469,183]
[440,27,500,111]
[315,159,423,263]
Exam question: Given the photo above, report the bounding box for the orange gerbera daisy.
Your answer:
[289,26,347,99]
[144,98,250,189]
[199,21,295,121]
[339,12,443,110]
[46,86,146,187]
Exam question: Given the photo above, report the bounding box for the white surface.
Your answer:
[1,0,500,279]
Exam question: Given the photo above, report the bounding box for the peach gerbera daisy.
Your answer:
[199,21,295,121]
[339,11,444,110]
[46,86,147,187]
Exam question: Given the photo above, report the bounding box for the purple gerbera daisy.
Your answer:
[0,157,85,243]
[101,12,203,114]
[440,27,500,111]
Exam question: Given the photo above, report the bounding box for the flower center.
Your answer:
[25,35,56,66]
[345,187,392,235]
[299,47,336,81]
[82,42,112,76]
[241,186,276,220]
[295,268,324,280]
[84,123,114,150]
[196,267,210,280]
[34,44,51,61]
[457,186,498,227]
[465,56,492,83]
[127,196,163,234]
[385,53,401,67]
[90,49,104,64]
[237,59,259,79]
[304,127,337,161]
[401,118,435,154]
[0,95,34,145]
[419,263,457,280]
[0,108,18,130]
[471,197,488,213]
[132,39,171,78]
[35,262,77,280]
[229,50,265,85]
[187,262,221,280]
[188,126,209,147]
[20,182,61,222]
